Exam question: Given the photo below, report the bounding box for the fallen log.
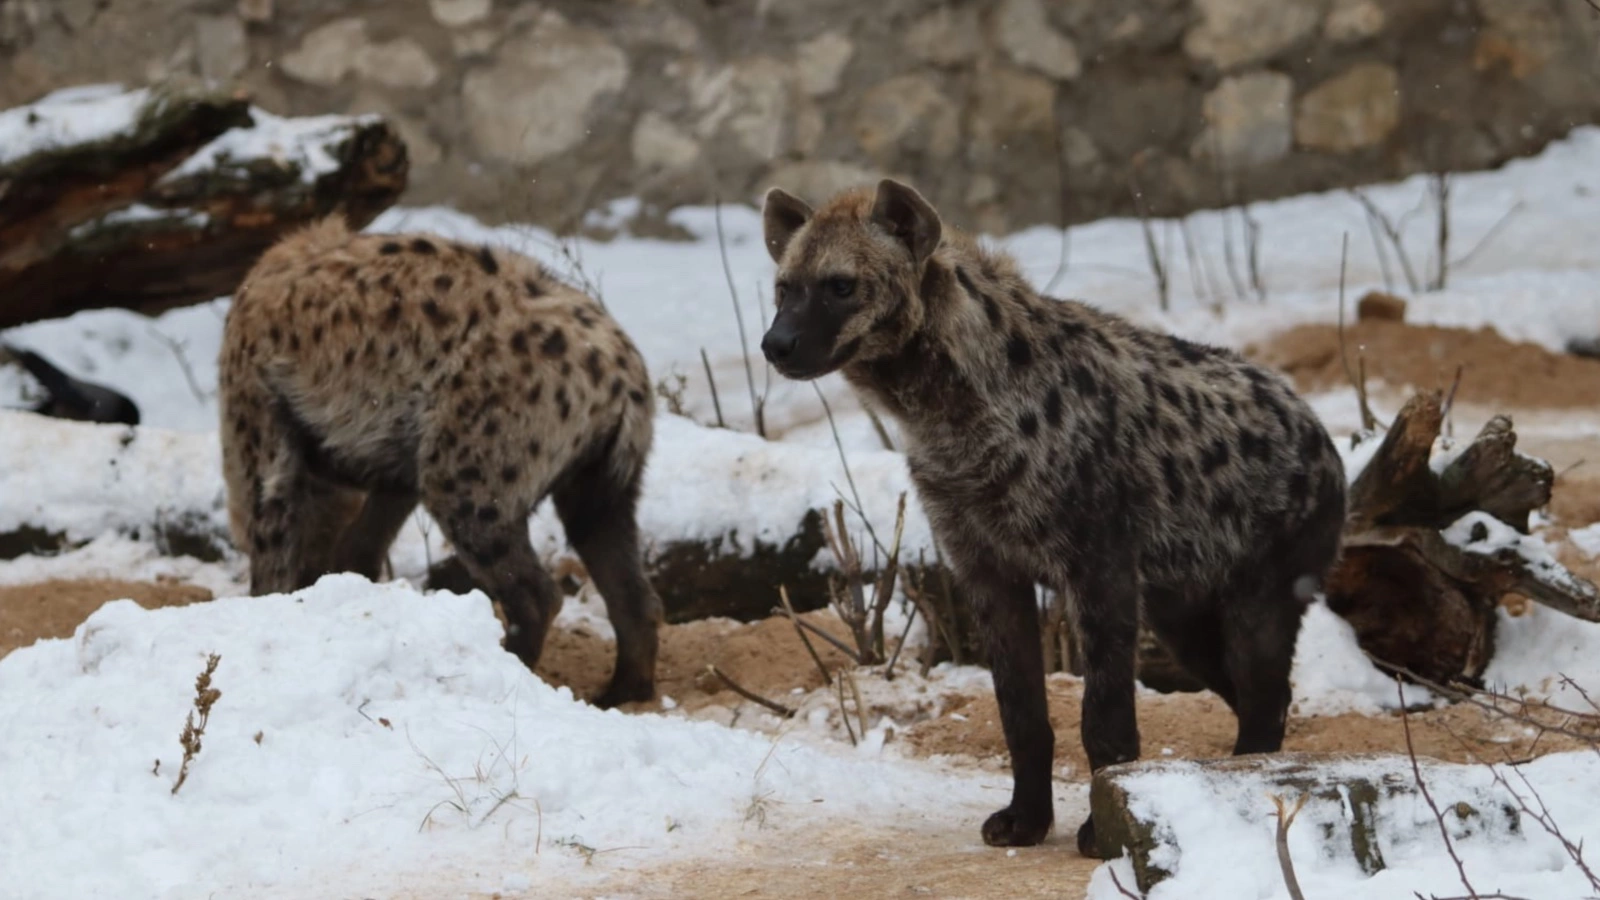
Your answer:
[0,81,408,328]
[1327,390,1599,689]
[1090,752,1525,894]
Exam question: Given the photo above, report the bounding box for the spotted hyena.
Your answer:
[217,216,663,707]
[758,180,1347,854]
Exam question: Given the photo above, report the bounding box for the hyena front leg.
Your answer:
[960,560,1055,848]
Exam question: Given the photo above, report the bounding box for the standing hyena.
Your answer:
[217,216,663,708]
[758,180,1347,855]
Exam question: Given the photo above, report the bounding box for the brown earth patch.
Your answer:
[1246,319,1600,410]
[0,577,213,659]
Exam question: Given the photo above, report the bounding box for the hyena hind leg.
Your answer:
[425,495,564,672]
[552,454,664,709]
[230,405,362,595]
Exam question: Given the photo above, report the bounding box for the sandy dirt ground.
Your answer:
[9,318,1600,898]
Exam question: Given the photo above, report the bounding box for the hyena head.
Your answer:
[759,178,942,380]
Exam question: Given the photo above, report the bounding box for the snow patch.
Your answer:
[0,83,151,167]
[159,107,383,186]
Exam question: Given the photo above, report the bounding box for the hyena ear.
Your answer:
[870,179,941,267]
[762,188,814,264]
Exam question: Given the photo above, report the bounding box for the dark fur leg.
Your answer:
[1072,564,1142,858]
[964,563,1054,848]
[553,458,663,709]
[1221,578,1303,755]
[333,487,419,581]
[428,498,562,671]
[1144,590,1238,713]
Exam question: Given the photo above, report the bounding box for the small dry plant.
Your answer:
[170,652,221,795]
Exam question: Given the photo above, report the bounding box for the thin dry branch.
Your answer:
[1270,793,1310,900]
[1335,232,1379,432]
[1350,188,1422,293]
[712,193,766,438]
[1430,173,1452,291]
[778,584,836,684]
[699,347,726,429]
[707,664,795,718]
[1128,163,1170,312]
[1398,677,1482,900]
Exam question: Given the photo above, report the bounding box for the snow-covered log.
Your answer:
[1328,390,1600,688]
[1090,752,1525,894]
[0,82,407,329]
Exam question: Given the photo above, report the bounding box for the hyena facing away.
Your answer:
[218,216,663,708]
[759,180,1347,855]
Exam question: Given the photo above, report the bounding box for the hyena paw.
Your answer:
[981,805,1053,847]
[591,675,655,710]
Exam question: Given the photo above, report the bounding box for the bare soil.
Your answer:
[1245,318,1600,410]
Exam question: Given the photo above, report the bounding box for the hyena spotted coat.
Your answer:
[759,180,1347,855]
[218,216,663,708]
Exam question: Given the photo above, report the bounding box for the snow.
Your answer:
[68,203,211,239]
[159,107,384,186]
[0,574,1015,899]
[1086,751,1600,900]
[0,83,152,168]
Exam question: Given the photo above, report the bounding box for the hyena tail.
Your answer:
[608,382,656,494]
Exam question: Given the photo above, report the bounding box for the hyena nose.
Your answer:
[761,329,797,363]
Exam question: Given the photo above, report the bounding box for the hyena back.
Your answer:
[759,180,1346,854]
[218,215,663,707]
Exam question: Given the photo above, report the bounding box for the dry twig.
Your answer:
[699,347,726,428]
[171,652,222,795]
[1397,678,1482,899]
[1270,793,1309,900]
[707,664,795,719]
[712,194,765,438]
[777,584,834,685]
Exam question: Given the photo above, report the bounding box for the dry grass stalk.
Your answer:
[171,652,221,795]
[1269,793,1309,900]
[707,664,795,719]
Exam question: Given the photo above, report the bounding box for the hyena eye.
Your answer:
[824,276,857,298]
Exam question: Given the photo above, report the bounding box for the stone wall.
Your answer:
[3,0,1598,237]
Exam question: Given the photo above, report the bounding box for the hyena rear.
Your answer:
[218,216,663,707]
[759,180,1346,855]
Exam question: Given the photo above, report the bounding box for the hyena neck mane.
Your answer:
[844,232,1076,436]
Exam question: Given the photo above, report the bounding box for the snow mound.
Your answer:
[0,573,1006,899]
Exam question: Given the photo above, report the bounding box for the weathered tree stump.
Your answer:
[1091,752,1523,894]
[1327,390,1600,688]
[0,81,408,328]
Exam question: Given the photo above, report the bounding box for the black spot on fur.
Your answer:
[422,300,452,326]
[585,348,605,385]
[1070,364,1099,397]
[1158,382,1181,408]
[610,377,624,399]
[383,302,402,327]
[629,388,648,406]
[1201,438,1231,474]
[556,387,571,420]
[1019,411,1039,438]
[527,383,543,404]
[411,238,437,255]
[510,331,528,355]
[1239,428,1268,461]
[483,419,499,437]
[524,278,544,297]
[1162,455,1184,504]
[459,466,484,483]
[476,505,500,523]
[476,246,499,275]
[1007,333,1034,368]
[342,348,356,366]
[501,465,519,484]
[434,274,453,290]
[379,241,402,255]
[1044,388,1063,428]
[541,329,568,357]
